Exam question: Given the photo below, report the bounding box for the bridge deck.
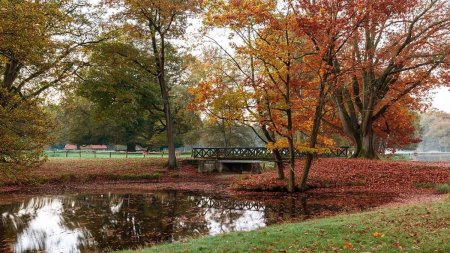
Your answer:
[219,160,264,163]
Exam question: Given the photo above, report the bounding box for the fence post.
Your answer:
[110,152,112,158]
[126,151,128,158]
[66,151,68,157]
[79,151,81,158]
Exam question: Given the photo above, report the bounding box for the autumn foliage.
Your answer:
[190,0,450,191]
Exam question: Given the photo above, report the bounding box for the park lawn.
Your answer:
[119,196,450,253]
[0,158,169,186]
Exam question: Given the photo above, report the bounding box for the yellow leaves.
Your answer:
[372,232,385,238]
[0,88,54,174]
[266,138,332,154]
[266,139,288,150]
[204,0,276,27]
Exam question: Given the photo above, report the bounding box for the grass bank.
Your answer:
[119,196,450,253]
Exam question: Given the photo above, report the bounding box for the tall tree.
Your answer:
[202,0,337,191]
[77,42,164,150]
[106,0,201,168]
[328,0,450,158]
[0,0,101,172]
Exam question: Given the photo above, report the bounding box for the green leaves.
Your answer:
[0,89,54,175]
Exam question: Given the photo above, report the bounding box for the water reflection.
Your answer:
[2,197,93,253]
[0,191,353,252]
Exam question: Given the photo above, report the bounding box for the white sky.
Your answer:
[430,87,450,113]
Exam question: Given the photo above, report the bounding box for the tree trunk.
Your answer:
[286,105,295,192]
[358,126,378,159]
[299,153,314,191]
[259,125,284,179]
[299,75,331,192]
[351,135,362,158]
[287,137,295,192]
[126,143,136,152]
[151,32,177,169]
[273,148,285,180]
[299,88,325,191]
[163,98,177,168]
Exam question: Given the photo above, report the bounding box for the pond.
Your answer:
[0,191,379,253]
[411,153,450,162]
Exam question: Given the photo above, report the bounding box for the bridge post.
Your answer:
[197,160,223,173]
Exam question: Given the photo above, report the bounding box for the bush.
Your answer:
[435,184,450,194]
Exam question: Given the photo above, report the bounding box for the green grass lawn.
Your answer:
[44,151,192,159]
[118,196,450,253]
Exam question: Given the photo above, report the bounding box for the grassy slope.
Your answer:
[119,197,450,253]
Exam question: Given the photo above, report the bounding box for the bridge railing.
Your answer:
[192,147,350,160]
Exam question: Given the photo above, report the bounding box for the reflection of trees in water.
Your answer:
[59,192,212,251]
[0,218,10,253]
[0,192,352,253]
[0,197,93,253]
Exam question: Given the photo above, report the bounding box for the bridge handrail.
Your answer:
[192,147,350,159]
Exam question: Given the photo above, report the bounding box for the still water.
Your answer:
[412,153,450,162]
[0,191,362,253]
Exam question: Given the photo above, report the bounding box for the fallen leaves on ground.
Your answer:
[233,159,450,197]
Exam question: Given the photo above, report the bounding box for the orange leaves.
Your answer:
[204,0,276,27]
[343,242,353,249]
[372,232,385,238]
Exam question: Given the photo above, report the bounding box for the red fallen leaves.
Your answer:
[233,158,450,196]
[0,159,235,195]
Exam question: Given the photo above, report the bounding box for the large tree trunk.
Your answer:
[351,134,362,158]
[358,126,378,159]
[126,143,136,152]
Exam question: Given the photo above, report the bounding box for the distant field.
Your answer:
[44,150,192,159]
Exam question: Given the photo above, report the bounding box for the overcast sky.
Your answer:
[431,87,450,113]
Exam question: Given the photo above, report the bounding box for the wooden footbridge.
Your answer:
[192,147,350,160]
[191,147,350,173]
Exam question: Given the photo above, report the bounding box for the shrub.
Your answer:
[435,184,450,194]
[414,182,435,189]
